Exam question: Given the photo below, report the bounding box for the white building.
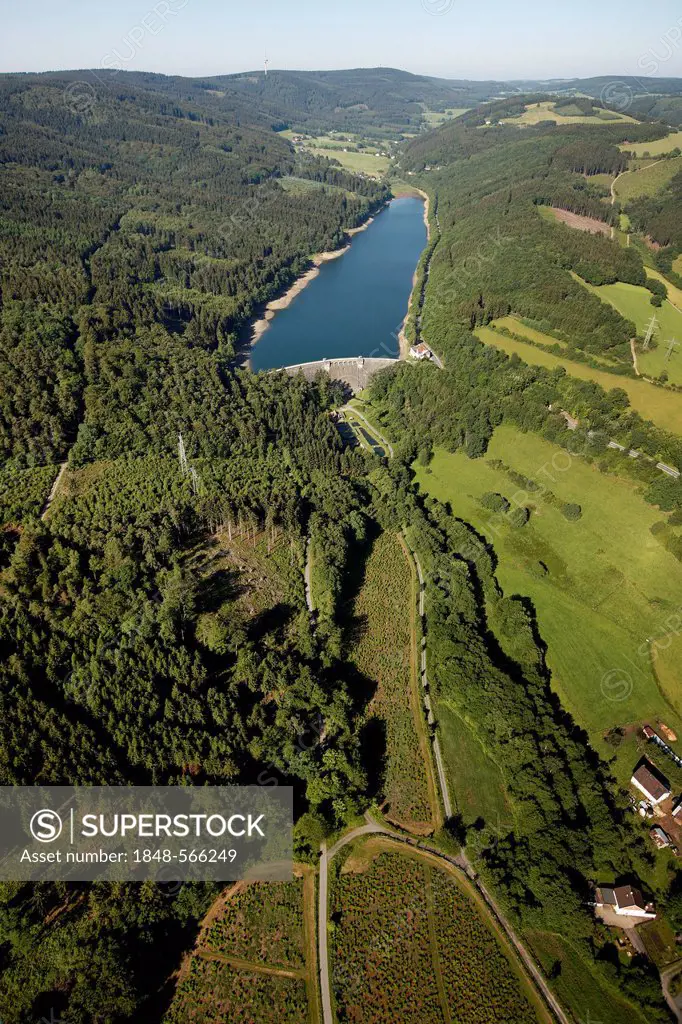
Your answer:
[595,885,656,920]
[409,343,432,361]
[631,761,671,805]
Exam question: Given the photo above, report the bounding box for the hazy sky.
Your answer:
[3,0,682,81]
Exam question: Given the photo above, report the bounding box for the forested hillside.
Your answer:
[355,98,682,1023]
[3,64,682,1023]
[0,72,389,1022]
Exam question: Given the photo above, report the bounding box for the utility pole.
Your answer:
[643,315,658,351]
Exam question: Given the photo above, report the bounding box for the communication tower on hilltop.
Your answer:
[264,52,269,78]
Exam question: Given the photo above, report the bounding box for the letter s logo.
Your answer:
[30,809,63,843]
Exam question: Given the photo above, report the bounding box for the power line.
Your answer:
[643,315,658,351]
[178,433,188,476]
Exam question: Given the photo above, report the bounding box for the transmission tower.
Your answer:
[643,316,658,351]
[178,433,188,475]
[189,466,202,496]
[665,338,678,363]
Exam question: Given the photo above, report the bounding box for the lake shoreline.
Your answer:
[398,188,430,358]
[246,206,385,364]
[245,194,428,371]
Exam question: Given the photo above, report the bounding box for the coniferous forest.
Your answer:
[2,64,682,1024]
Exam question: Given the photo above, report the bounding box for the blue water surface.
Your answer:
[250,197,427,370]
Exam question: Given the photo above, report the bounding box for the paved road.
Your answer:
[409,545,453,820]
[318,823,392,1024]
[318,819,569,1024]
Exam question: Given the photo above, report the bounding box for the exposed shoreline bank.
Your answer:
[398,188,430,358]
[247,209,383,361]
[245,191,429,368]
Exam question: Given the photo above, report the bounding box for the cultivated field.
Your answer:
[475,320,682,434]
[166,873,320,1023]
[503,100,635,126]
[165,958,309,1024]
[204,880,306,968]
[347,531,435,830]
[613,156,682,201]
[329,842,545,1024]
[413,424,682,749]
[620,131,682,157]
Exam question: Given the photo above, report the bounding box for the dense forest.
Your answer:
[2,65,682,1023]
[0,73,388,1022]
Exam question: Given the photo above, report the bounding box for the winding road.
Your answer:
[318,817,570,1024]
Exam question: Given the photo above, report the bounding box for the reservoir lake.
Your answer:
[250,196,427,371]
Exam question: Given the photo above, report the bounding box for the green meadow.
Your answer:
[503,100,635,127]
[436,702,515,831]
[309,147,389,176]
[579,277,682,384]
[613,156,682,201]
[620,130,682,157]
[475,320,682,433]
[413,425,682,750]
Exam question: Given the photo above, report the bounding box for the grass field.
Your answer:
[526,930,651,1024]
[308,146,389,176]
[503,100,635,126]
[640,916,681,968]
[278,129,391,177]
[413,424,682,749]
[475,320,682,434]
[347,531,434,830]
[437,702,515,832]
[330,842,545,1024]
[579,277,682,384]
[422,107,469,126]
[613,156,682,201]
[494,313,617,365]
[621,131,682,157]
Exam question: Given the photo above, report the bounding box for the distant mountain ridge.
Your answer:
[3,66,682,136]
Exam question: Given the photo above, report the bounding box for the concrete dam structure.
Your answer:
[279,356,397,393]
